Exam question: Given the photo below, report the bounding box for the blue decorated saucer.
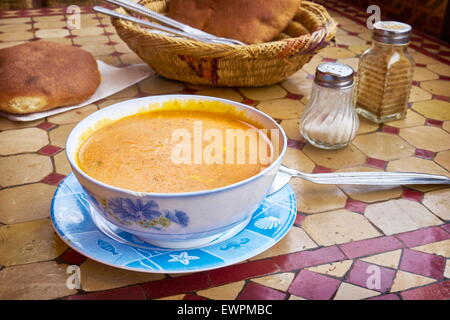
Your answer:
[51,174,296,273]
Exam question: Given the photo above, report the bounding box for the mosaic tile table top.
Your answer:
[0,1,449,300]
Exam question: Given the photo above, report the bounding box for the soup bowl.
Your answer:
[66,95,287,249]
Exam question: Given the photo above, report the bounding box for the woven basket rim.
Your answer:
[112,0,337,59]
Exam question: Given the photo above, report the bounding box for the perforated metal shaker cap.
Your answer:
[372,21,412,45]
[314,62,354,88]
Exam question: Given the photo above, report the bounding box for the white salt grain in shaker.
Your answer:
[300,62,359,150]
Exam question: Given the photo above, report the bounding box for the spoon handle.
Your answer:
[279,165,450,185]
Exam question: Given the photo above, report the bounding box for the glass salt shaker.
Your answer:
[300,62,359,150]
[356,21,414,123]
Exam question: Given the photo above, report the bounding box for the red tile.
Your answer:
[313,166,334,173]
[441,224,450,234]
[425,118,444,127]
[339,236,404,259]
[381,126,400,135]
[294,213,306,226]
[287,139,305,150]
[242,98,257,106]
[273,246,346,272]
[322,58,337,62]
[41,173,66,185]
[286,93,302,100]
[395,226,450,248]
[37,122,57,131]
[433,95,450,102]
[182,88,197,94]
[345,199,367,213]
[414,148,435,160]
[208,259,280,287]
[367,294,400,300]
[62,249,87,265]
[366,157,387,169]
[183,293,210,300]
[399,249,446,279]
[237,282,286,300]
[142,272,211,299]
[439,75,450,81]
[288,270,340,300]
[401,280,450,300]
[401,188,424,202]
[38,145,63,156]
[66,285,146,300]
[346,260,396,293]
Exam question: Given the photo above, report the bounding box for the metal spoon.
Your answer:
[268,165,450,195]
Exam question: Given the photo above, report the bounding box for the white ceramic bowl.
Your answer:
[66,95,287,249]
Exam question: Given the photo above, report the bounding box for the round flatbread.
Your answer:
[0,40,101,114]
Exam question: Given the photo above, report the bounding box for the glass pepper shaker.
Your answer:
[356,21,414,123]
[300,62,359,150]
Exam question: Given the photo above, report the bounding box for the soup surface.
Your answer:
[77,109,274,193]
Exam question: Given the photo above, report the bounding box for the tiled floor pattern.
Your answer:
[0,2,449,300]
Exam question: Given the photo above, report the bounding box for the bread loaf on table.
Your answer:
[0,40,101,114]
[168,0,303,44]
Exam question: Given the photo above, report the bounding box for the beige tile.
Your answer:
[357,116,379,134]
[334,16,356,26]
[409,50,438,65]
[420,80,450,97]
[427,63,450,77]
[120,52,144,65]
[239,85,287,101]
[0,154,53,187]
[280,119,302,141]
[336,57,359,72]
[0,261,76,300]
[107,84,139,100]
[357,32,372,42]
[364,199,442,235]
[388,109,426,128]
[434,150,450,172]
[360,250,402,269]
[422,188,450,220]
[280,70,312,96]
[47,105,98,125]
[348,44,370,55]
[197,281,245,300]
[319,46,355,59]
[97,98,130,109]
[0,128,48,155]
[49,123,76,148]
[289,294,306,300]
[335,35,367,46]
[306,260,353,277]
[302,54,323,75]
[290,178,348,214]
[0,17,32,25]
[399,126,450,152]
[71,26,105,37]
[333,282,379,300]
[0,23,32,32]
[412,239,450,257]
[0,118,43,131]
[303,144,366,169]
[337,167,402,203]
[0,184,55,224]
[79,44,115,56]
[443,121,450,132]
[34,20,67,29]
[281,147,314,173]
[409,86,432,102]
[72,35,109,46]
[302,209,381,246]
[0,219,67,266]
[387,157,449,177]
[339,23,368,34]
[79,259,165,292]
[35,28,70,38]
[0,40,26,49]
[0,31,32,41]
[54,151,72,175]
[138,74,185,94]
[411,100,450,121]
[256,98,305,120]
[353,132,415,161]
[252,273,295,291]
[96,54,122,66]
[413,67,439,82]
[196,88,243,102]
[251,227,317,260]
[390,270,435,292]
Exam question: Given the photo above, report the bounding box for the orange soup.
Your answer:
[77,110,274,193]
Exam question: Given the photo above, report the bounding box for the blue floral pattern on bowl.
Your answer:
[87,193,189,230]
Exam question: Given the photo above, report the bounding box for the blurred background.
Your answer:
[1,0,448,41]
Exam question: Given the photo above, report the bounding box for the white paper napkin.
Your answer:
[0,60,152,122]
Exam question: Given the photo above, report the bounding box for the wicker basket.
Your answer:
[112,0,337,87]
